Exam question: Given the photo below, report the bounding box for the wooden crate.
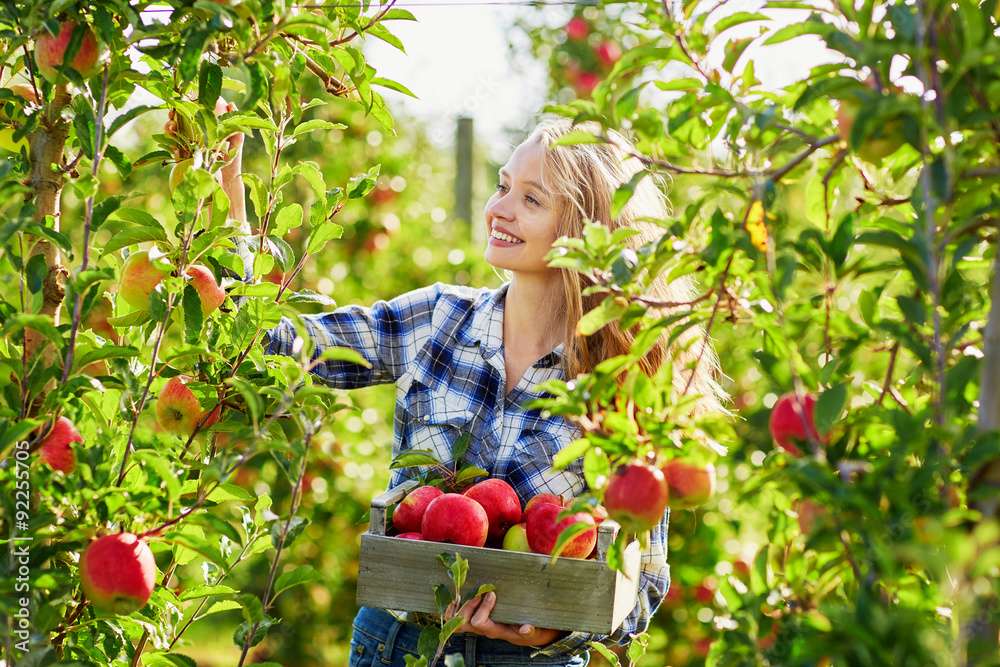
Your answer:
[356,479,641,634]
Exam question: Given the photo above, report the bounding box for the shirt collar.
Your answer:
[459,282,565,368]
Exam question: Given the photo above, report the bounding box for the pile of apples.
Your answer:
[390,457,718,559]
[390,478,602,558]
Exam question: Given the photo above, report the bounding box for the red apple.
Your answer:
[463,478,522,542]
[501,523,530,552]
[396,532,422,540]
[525,502,596,558]
[8,84,38,105]
[369,184,397,206]
[695,580,715,604]
[421,493,489,547]
[769,392,828,456]
[565,17,589,40]
[596,41,621,68]
[263,267,285,285]
[663,460,716,508]
[119,251,169,310]
[524,493,563,516]
[155,376,205,436]
[185,264,225,315]
[574,71,601,97]
[604,462,669,533]
[80,533,156,613]
[35,22,100,81]
[393,485,444,534]
[84,296,117,342]
[38,416,81,473]
[665,581,683,606]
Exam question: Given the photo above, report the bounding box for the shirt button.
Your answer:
[423,415,430,422]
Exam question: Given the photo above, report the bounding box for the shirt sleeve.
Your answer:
[262,282,444,389]
[530,509,671,659]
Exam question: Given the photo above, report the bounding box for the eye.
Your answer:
[526,195,540,206]
[495,182,508,193]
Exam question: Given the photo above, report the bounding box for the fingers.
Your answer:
[469,591,496,628]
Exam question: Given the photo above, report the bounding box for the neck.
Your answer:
[503,272,565,355]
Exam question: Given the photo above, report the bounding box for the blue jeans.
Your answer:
[349,606,590,667]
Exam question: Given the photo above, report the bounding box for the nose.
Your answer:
[485,192,514,222]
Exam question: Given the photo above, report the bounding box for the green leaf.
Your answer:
[306,221,344,255]
[611,170,647,219]
[578,297,627,336]
[553,438,591,470]
[654,78,702,92]
[273,565,322,598]
[316,346,372,368]
[815,383,846,437]
[583,447,610,490]
[551,129,604,146]
[292,119,347,138]
[371,77,418,99]
[454,465,489,486]
[588,642,621,667]
[390,449,441,469]
[714,11,770,32]
[182,284,203,344]
[179,584,238,601]
[548,522,592,563]
[198,62,223,109]
[451,431,471,463]
[134,451,181,502]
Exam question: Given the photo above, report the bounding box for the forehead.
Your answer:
[499,138,546,183]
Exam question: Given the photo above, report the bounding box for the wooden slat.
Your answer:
[356,534,641,633]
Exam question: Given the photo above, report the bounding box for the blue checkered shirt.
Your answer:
[263,281,671,657]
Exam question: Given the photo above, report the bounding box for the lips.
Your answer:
[492,224,523,242]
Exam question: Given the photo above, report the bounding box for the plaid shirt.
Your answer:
[263,281,671,658]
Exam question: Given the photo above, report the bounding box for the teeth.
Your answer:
[491,229,523,244]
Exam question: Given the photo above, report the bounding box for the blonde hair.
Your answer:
[500,116,730,418]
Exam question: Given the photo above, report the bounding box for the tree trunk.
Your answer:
[23,85,71,386]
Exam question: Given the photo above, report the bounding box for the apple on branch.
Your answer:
[155,376,217,437]
[38,416,81,473]
[80,533,156,614]
[185,264,226,315]
[119,250,170,311]
[34,21,101,81]
[604,462,669,533]
[769,392,829,456]
[662,460,716,509]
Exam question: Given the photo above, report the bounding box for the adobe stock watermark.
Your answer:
[9,439,33,656]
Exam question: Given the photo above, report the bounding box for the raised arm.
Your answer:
[262,284,443,388]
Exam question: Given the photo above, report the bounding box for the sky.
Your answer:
[363,0,842,162]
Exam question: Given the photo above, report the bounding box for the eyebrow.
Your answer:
[498,168,544,191]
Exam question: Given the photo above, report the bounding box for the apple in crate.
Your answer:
[421,493,489,547]
[524,493,563,514]
[525,501,597,558]
[463,478,522,542]
[396,532,422,540]
[392,485,443,534]
[501,523,530,552]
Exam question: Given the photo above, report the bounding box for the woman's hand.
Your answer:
[444,591,567,648]
[214,97,244,194]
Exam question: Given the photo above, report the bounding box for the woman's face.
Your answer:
[483,138,561,275]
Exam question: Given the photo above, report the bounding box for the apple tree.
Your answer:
[0,1,421,664]
[511,0,1000,664]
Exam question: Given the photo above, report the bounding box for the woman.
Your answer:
[221,115,726,666]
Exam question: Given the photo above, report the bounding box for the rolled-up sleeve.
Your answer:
[530,509,671,658]
[263,282,444,389]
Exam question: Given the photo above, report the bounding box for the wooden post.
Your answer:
[454,116,473,228]
[974,247,1000,519]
